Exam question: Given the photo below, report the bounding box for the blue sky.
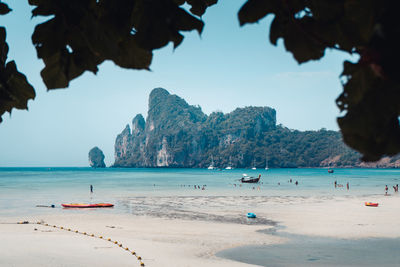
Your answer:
[0,1,355,167]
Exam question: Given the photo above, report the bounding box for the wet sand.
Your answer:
[1,194,399,266]
[217,235,400,267]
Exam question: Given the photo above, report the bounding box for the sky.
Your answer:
[0,1,356,167]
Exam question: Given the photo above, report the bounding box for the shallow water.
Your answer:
[217,233,400,267]
[0,167,399,217]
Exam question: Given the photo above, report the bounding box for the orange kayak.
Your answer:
[365,202,379,207]
[62,203,114,208]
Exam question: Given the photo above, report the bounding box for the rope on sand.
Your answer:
[17,221,145,266]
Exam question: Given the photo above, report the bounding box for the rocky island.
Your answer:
[88,147,106,168]
[113,88,399,168]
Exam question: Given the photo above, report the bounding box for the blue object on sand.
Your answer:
[247,212,256,218]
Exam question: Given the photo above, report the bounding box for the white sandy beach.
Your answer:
[1,194,399,267]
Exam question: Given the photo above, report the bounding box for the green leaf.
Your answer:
[0,27,35,123]
[173,0,186,5]
[187,0,217,17]
[308,0,344,22]
[269,16,284,45]
[0,2,11,15]
[175,7,204,33]
[29,0,212,90]
[283,19,325,63]
[39,51,69,89]
[337,61,400,161]
[113,37,152,69]
[238,0,278,26]
[3,61,36,109]
[0,27,8,65]
[176,0,218,17]
[132,0,204,50]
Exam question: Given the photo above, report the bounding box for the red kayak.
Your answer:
[365,202,379,207]
[62,203,114,208]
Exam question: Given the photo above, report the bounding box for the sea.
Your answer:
[0,167,399,216]
[1,167,400,266]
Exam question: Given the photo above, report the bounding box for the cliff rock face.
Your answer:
[89,147,106,168]
[114,88,362,168]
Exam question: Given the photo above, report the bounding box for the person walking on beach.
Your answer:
[347,182,349,190]
[334,181,337,188]
[90,184,93,193]
[385,185,388,195]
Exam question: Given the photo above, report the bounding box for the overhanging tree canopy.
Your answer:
[0,0,399,162]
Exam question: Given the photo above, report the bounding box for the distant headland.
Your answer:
[88,147,106,168]
[111,88,400,168]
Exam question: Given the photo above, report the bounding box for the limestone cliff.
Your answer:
[113,88,366,168]
[88,147,106,168]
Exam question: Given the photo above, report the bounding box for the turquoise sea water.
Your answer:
[0,167,399,217]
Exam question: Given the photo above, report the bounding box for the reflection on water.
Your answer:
[217,231,400,267]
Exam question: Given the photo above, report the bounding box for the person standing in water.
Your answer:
[90,184,93,193]
[347,182,349,190]
[385,185,388,195]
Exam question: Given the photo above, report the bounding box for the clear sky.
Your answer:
[0,1,355,167]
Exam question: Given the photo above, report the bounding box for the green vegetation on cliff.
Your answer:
[114,88,360,168]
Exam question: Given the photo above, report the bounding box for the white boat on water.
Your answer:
[251,159,256,170]
[225,157,233,170]
[208,156,216,170]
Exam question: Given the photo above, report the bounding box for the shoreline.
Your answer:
[2,166,400,169]
[1,193,399,266]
